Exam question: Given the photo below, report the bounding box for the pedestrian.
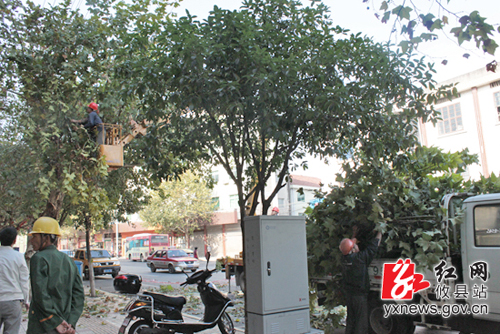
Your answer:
[339,227,382,334]
[0,226,29,334]
[27,217,84,334]
[71,102,105,145]
[193,247,198,259]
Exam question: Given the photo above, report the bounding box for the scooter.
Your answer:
[118,252,235,334]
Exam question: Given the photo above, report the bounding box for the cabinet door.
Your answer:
[260,218,309,313]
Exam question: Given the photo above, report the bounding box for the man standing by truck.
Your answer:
[340,228,382,334]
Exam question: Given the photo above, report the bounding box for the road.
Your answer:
[85,259,236,294]
[87,260,459,334]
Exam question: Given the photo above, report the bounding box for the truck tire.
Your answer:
[368,300,415,334]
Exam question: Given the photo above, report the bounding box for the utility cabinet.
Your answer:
[244,216,310,334]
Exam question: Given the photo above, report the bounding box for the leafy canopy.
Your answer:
[138,0,451,222]
[0,0,179,229]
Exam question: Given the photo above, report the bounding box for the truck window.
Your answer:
[474,205,500,246]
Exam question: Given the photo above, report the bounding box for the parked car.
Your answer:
[146,249,200,273]
[113,273,142,294]
[73,249,121,280]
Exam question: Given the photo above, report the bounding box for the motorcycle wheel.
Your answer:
[217,312,235,334]
[128,319,152,334]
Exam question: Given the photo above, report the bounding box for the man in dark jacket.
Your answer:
[71,102,105,144]
[27,217,84,334]
[340,229,382,334]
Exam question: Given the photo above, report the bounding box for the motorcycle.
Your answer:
[118,252,235,334]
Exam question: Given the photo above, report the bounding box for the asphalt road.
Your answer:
[85,258,234,294]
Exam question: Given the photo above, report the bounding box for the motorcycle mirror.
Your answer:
[206,251,210,270]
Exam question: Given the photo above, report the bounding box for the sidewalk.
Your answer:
[16,285,325,334]
[18,297,246,334]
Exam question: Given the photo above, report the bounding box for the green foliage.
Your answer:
[139,171,216,239]
[138,0,448,221]
[306,146,479,307]
[310,305,346,333]
[373,1,498,55]
[0,0,178,230]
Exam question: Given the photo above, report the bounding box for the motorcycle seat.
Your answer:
[144,291,186,307]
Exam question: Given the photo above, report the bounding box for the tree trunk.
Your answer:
[85,215,96,297]
[41,189,65,219]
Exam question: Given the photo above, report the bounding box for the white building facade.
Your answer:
[190,166,323,259]
[419,65,500,179]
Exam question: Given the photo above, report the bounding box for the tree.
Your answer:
[139,171,215,247]
[0,142,44,229]
[139,0,450,225]
[365,0,499,55]
[0,0,178,227]
[0,0,173,296]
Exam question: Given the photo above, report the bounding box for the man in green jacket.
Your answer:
[27,217,84,334]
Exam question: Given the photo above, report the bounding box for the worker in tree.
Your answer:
[71,102,105,145]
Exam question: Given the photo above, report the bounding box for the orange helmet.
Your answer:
[88,102,98,111]
[339,238,355,255]
[272,207,279,213]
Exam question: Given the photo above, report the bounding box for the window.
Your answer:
[212,197,220,210]
[212,171,219,183]
[474,205,500,246]
[437,103,463,135]
[495,92,500,121]
[297,192,305,202]
[230,195,239,209]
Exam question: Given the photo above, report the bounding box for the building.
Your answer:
[190,166,323,259]
[276,174,323,216]
[419,64,500,179]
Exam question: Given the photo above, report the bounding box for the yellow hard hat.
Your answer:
[29,217,62,236]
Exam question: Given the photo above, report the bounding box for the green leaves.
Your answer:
[139,171,215,237]
[371,1,498,55]
[392,5,412,20]
[0,0,179,229]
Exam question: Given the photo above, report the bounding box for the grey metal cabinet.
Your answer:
[244,216,310,334]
